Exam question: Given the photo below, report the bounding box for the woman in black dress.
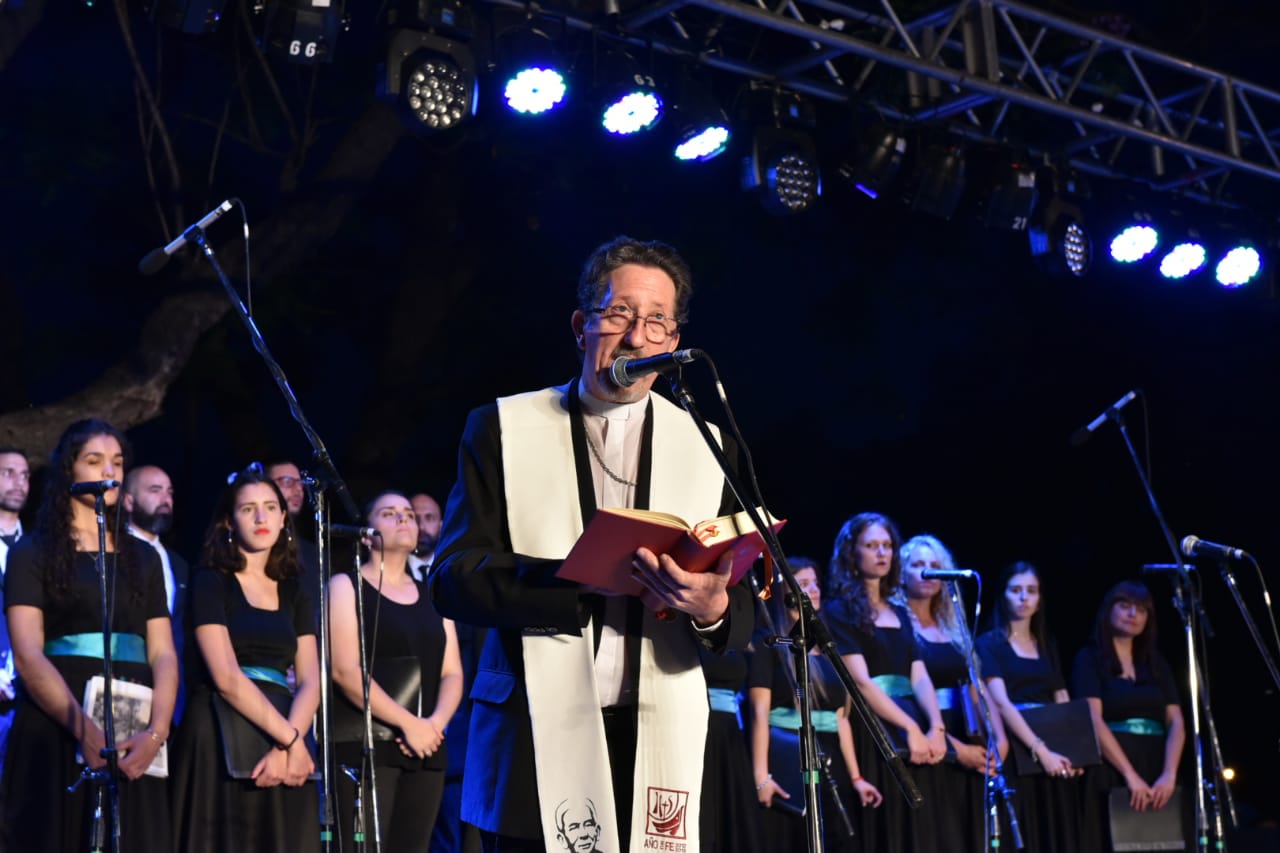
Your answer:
[822,513,947,853]
[327,490,463,852]
[698,636,761,853]
[1071,580,1186,851]
[976,561,1082,853]
[897,534,1008,851]
[2,418,178,853]
[170,464,320,853]
[749,557,882,853]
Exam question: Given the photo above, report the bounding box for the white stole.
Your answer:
[499,383,725,853]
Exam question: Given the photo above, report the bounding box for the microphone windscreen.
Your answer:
[138,248,169,276]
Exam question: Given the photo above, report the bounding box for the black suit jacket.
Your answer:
[429,386,754,839]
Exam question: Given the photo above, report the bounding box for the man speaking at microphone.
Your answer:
[429,236,753,853]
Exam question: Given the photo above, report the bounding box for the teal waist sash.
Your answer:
[872,674,914,698]
[1108,717,1166,736]
[241,666,290,689]
[937,685,975,711]
[707,688,743,729]
[44,633,146,664]
[769,707,839,733]
[1015,701,1045,712]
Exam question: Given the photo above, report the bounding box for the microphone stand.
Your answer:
[663,369,920,853]
[69,491,121,853]
[749,574,856,846]
[1105,407,1222,852]
[942,580,1024,851]
[188,225,370,853]
[346,536,384,853]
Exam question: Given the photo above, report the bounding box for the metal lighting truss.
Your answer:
[485,0,1280,211]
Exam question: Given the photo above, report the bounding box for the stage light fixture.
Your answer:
[981,157,1038,231]
[668,71,731,163]
[741,90,820,214]
[264,0,344,64]
[1029,197,1091,278]
[835,124,906,200]
[908,143,966,220]
[1215,246,1261,288]
[742,125,821,215]
[382,29,478,132]
[591,40,663,136]
[1158,241,1207,280]
[1109,224,1160,263]
[498,25,567,116]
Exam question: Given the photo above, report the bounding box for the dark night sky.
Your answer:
[4,0,1280,827]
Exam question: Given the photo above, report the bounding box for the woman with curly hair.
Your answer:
[1071,580,1187,850]
[2,419,177,852]
[170,464,320,853]
[822,512,947,853]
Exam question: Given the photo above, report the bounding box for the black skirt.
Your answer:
[169,688,320,853]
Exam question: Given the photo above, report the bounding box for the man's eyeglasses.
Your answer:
[586,305,679,344]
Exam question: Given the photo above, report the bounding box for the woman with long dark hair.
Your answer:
[170,464,320,853]
[749,556,882,853]
[823,513,947,853]
[2,419,177,852]
[895,534,1008,850]
[327,489,463,852]
[976,561,1082,852]
[1071,580,1186,850]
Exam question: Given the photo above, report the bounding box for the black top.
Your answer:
[1070,645,1179,722]
[825,599,920,678]
[186,567,315,691]
[334,575,450,771]
[701,644,749,693]
[749,641,848,712]
[975,630,1064,704]
[919,637,969,688]
[5,537,167,693]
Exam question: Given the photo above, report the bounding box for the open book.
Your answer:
[80,675,168,778]
[556,506,785,596]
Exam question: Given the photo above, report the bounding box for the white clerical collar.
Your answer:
[578,381,648,421]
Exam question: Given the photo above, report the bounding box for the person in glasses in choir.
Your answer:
[2,419,177,853]
[170,464,319,853]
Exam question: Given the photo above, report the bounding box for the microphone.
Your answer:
[1181,535,1249,561]
[609,349,703,388]
[919,568,977,581]
[138,200,234,275]
[1070,390,1138,447]
[329,524,379,538]
[69,479,121,496]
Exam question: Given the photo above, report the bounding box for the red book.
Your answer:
[556,507,785,596]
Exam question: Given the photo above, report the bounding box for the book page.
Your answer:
[691,508,779,545]
[81,675,169,778]
[599,507,692,529]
